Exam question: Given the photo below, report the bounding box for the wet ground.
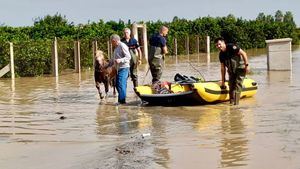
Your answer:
[1,46,300,169]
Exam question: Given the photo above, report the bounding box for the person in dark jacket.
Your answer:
[121,28,142,88]
[215,37,250,105]
[148,26,169,83]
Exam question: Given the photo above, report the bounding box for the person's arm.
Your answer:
[161,36,168,54]
[137,47,142,64]
[220,63,226,88]
[106,53,115,67]
[116,44,131,64]
[238,49,250,73]
[162,46,168,54]
[106,59,114,67]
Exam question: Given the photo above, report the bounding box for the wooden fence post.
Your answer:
[142,24,148,62]
[196,36,200,55]
[107,40,110,59]
[110,41,113,59]
[0,42,14,78]
[107,40,113,59]
[74,41,81,73]
[196,36,200,62]
[186,35,190,57]
[174,38,178,63]
[9,42,15,79]
[52,37,59,77]
[196,35,200,62]
[206,36,210,63]
[92,40,98,67]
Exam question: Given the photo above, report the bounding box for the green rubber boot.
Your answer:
[234,92,241,105]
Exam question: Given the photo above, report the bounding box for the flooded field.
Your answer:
[1,47,300,169]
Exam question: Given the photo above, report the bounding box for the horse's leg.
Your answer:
[113,78,116,97]
[104,80,109,99]
[96,82,104,99]
[108,77,116,97]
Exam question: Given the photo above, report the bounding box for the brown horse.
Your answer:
[94,50,117,99]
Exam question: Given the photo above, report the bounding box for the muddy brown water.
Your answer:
[1,47,300,169]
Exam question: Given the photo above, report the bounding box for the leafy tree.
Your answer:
[30,13,74,39]
[217,15,239,43]
[256,13,266,21]
[275,10,284,22]
[283,11,296,28]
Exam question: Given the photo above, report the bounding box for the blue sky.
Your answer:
[0,0,299,27]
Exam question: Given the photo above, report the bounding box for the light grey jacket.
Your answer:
[110,42,131,69]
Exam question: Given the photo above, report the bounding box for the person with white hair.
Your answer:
[121,28,142,88]
[109,34,131,104]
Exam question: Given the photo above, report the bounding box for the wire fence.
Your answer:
[0,35,210,77]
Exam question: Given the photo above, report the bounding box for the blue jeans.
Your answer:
[116,67,129,103]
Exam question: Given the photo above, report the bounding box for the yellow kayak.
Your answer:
[134,78,257,105]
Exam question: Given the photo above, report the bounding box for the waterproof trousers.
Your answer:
[129,50,138,87]
[228,68,246,105]
[148,56,163,83]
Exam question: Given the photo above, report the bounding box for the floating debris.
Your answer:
[142,133,151,138]
[59,116,66,120]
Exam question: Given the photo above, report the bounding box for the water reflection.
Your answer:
[195,107,221,132]
[267,71,292,85]
[150,110,170,169]
[95,105,153,136]
[193,106,251,168]
[136,105,252,168]
[219,107,249,168]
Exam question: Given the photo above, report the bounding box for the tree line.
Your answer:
[1,10,299,46]
[0,10,299,77]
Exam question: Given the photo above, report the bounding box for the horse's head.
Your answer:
[95,50,105,66]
